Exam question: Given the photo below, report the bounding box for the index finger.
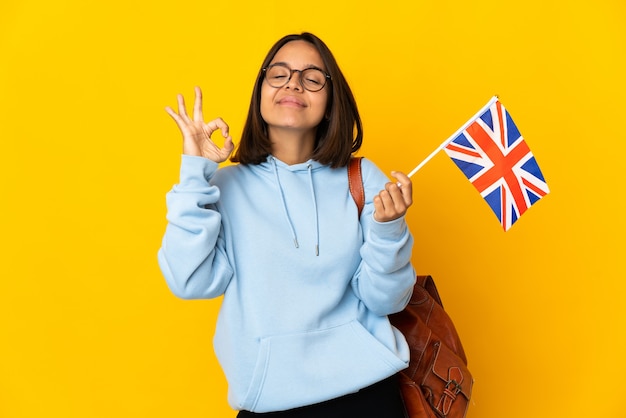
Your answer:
[391,171,413,204]
[205,117,231,138]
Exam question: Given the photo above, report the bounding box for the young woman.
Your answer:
[158,32,415,417]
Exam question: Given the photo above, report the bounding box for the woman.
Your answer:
[158,32,415,417]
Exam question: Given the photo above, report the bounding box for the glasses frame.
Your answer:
[263,63,331,92]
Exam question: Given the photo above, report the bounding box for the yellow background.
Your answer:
[1,0,624,417]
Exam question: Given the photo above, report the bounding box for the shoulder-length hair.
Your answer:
[231,32,363,168]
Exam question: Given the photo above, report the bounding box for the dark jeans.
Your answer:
[237,375,406,418]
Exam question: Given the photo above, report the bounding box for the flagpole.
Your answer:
[407,96,499,178]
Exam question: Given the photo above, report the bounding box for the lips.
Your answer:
[277,96,306,107]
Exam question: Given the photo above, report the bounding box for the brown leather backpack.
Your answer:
[348,157,473,418]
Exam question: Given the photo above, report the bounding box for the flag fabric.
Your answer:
[443,100,549,231]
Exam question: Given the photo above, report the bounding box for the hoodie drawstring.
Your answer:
[272,157,299,249]
[271,157,320,256]
[307,164,320,256]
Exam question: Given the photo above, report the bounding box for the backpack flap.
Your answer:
[421,338,473,418]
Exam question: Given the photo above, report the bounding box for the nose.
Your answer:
[285,70,303,91]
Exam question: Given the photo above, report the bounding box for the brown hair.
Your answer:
[231,32,363,168]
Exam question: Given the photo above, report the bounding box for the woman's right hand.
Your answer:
[165,86,234,163]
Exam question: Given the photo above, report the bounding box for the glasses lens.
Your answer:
[265,65,290,88]
[300,69,327,92]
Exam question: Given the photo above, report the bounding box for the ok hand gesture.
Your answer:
[165,86,234,163]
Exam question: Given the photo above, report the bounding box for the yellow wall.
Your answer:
[1,1,624,417]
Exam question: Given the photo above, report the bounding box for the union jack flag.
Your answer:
[443,100,549,231]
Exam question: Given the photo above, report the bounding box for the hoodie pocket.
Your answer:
[241,319,408,413]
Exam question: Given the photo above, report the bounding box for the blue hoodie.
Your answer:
[158,154,415,413]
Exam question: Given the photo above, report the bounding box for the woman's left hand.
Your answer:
[373,171,413,222]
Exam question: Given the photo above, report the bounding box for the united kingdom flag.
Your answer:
[443,100,549,231]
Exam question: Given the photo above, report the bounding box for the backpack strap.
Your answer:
[348,157,364,218]
[416,274,444,308]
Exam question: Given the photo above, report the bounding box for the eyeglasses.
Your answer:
[263,63,331,92]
